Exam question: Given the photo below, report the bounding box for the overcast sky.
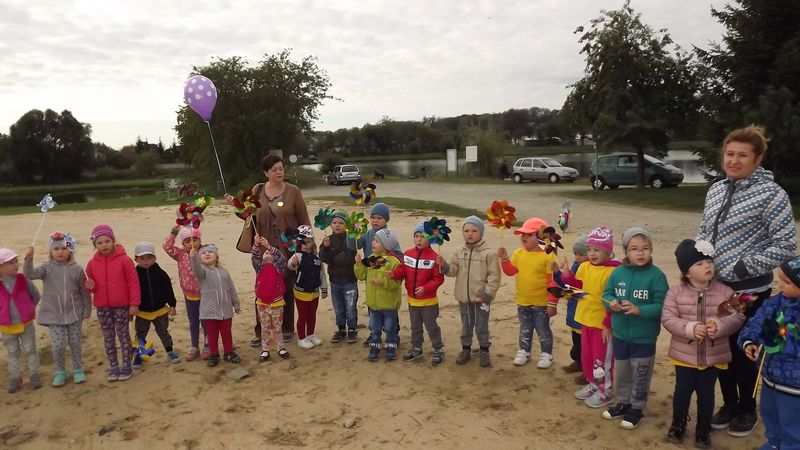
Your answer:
[1,0,727,148]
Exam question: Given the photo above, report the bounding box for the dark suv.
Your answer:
[589,153,684,189]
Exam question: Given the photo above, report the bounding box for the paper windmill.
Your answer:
[131,337,155,366]
[49,232,76,252]
[194,195,214,209]
[487,200,516,229]
[36,194,57,213]
[280,228,304,252]
[227,189,261,220]
[547,284,587,301]
[314,207,335,231]
[345,211,369,240]
[558,201,571,233]
[718,292,756,317]
[362,254,388,269]
[176,202,205,229]
[423,217,451,246]
[761,310,799,354]
[539,226,564,255]
[349,179,377,206]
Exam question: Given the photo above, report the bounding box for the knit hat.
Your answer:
[90,224,115,243]
[298,225,314,240]
[462,215,485,236]
[0,248,17,264]
[49,232,75,252]
[134,242,156,257]
[413,222,426,236]
[180,227,202,242]
[375,228,399,252]
[674,239,714,274]
[572,234,588,256]
[370,203,390,221]
[586,226,614,254]
[514,217,549,236]
[622,227,652,251]
[780,256,800,289]
[332,210,348,223]
[199,244,219,256]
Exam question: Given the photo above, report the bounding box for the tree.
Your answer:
[175,51,332,187]
[7,109,93,183]
[561,1,700,187]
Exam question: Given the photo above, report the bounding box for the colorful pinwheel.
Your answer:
[423,216,451,246]
[539,226,564,255]
[131,337,155,366]
[718,292,757,317]
[349,179,377,206]
[37,194,57,213]
[362,254,388,269]
[49,232,76,253]
[762,310,799,354]
[547,285,587,302]
[194,195,214,209]
[314,207,335,232]
[280,228,303,252]
[487,200,516,229]
[345,211,369,240]
[558,201,571,233]
[176,203,203,229]
[227,189,261,220]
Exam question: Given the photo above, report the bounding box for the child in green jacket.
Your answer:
[354,229,402,362]
[601,227,669,430]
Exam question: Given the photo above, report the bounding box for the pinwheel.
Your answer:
[558,201,571,233]
[226,189,261,220]
[717,292,757,317]
[345,211,369,240]
[49,232,77,253]
[753,309,799,397]
[539,226,564,255]
[547,284,588,302]
[362,254,389,269]
[176,202,205,229]
[280,228,303,252]
[32,194,57,246]
[131,337,155,366]
[423,216,451,246]
[194,195,214,209]
[179,182,200,198]
[349,179,377,206]
[487,200,516,229]
[314,207,335,234]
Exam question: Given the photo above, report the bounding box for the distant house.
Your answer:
[574,133,596,146]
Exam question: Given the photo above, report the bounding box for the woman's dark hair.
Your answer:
[261,155,284,171]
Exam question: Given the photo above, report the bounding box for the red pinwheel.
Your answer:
[227,189,261,220]
[487,200,516,229]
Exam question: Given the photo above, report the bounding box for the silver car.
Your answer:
[327,164,361,185]
[512,157,579,183]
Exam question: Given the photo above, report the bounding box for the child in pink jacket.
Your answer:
[85,225,140,382]
[661,239,745,448]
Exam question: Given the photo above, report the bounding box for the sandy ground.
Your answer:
[0,182,787,449]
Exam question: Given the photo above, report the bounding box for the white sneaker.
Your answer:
[574,384,597,400]
[537,352,554,369]
[308,334,322,346]
[297,337,314,349]
[513,349,531,366]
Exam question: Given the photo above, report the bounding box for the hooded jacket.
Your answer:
[661,281,745,368]
[190,255,240,321]
[354,252,402,311]
[739,293,800,395]
[85,244,141,308]
[440,239,501,304]
[252,245,287,307]
[390,245,444,307]
[23,259,90,325]
[603,263,669,344]
[162,233,200,299]
[697,167,796,292]
[135,262,177,318]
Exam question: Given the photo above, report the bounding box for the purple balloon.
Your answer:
[183,75,218,121]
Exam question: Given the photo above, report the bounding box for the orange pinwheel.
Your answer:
[487,200,516,229]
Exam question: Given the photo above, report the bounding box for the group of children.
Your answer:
[1,202,797,449]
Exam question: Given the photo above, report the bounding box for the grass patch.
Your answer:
[308,196,483,218]
[0,193,186,216]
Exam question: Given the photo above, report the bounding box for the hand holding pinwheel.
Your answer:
[314,207,335,234]
[752,309,799,397]
[345,211,369,240]
[349,179,377,206]
[423,217,451,246]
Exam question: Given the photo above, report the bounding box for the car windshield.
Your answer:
[541,158,562,167]
[342,165,357,172]
[644,155,666,166]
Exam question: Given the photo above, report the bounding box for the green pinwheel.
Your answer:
[762,310,799,354]
[423,216,451,246]
[314,207,335,232]
[345,211,369,240]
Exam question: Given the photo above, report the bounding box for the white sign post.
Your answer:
[465,145,478,162]
[446,149,457,176]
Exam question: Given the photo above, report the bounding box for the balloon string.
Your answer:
[32,212,47,247]
[753,346,766,398]
[206,121,227,194]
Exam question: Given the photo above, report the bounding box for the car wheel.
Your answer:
[513,174,523,184]
[591,176,606,190]
[608,184,619,190]
[650,176,665,189]
[548,173,560,183]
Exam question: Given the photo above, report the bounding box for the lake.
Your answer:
[0,189,159,208]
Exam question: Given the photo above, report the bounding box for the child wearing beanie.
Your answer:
[555,225,621,408]
[437,215,501,368]
[320,210,359,343]
[562,234,589,375]
[661,239,744,448]
[389,222,445,366]
[85,224,140,382]
[738,255,800,450]
[600,227,669,429]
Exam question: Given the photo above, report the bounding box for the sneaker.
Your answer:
[537,352,554,369]
[250,337,262,348]
[117,367,133,382]
[620,409,643,430]
[202,347,211,360]
[186,347,200,361]
[107,367,120,382]
[667,412,690,443]
[346,329,358,343]
[206,354,220,367]
[479,349,491,368]
[52,370,67,387]
[368,347,380,362]
[308,335,322,346]
[30,373,43,389]
[72,369,86,384]
[259,351,270,362]
[224,352,242,363]
[282,332,294,344]
[431,349,445,366]
[602,403,631,420]
[331,330,346,343]
[562,360,582,373]
[167,351,181,364]
[7,376,22,393]
[133,361,143,370]
[585,390,612,408]
[297,337,315,349]
[727,411,758,437]
[403,348,423,362]
[513,349,531,366]
[711,404,736,430]
[278,348,290,359]
[385,348,397,361]
[574,384,597,400]
[456,348,471,365]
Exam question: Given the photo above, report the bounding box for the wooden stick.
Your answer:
[31,212,48,247]
[752,346,766,398]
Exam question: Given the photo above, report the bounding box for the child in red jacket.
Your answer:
[252,236,290,362]
[85,225,140,382]
[389,222,445,366]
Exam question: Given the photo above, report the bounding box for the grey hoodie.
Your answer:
[23,259,90,325]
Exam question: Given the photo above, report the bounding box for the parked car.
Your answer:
[511,157,580,183]
[327,164,361,185]
[589,153,684,189]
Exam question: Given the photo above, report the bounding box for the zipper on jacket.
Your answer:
[711,182,736,245]
[412,248,421,293]
[697,291,707,367]
[146,267,154,311]
[466,247,474,302]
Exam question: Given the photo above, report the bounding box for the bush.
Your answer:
[133,153,159,177]
[463,128,505,177]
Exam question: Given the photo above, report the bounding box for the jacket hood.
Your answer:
[728,166,774,186]
[465,238,487,250]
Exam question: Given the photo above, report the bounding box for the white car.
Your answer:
[326,164,361,185]
[512,157,579,183]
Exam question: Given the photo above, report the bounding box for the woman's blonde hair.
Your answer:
[723,125,769,157]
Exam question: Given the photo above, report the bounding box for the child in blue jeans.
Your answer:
[319,210,359,343]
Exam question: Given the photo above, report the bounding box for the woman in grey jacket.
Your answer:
[696,125,797,437]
